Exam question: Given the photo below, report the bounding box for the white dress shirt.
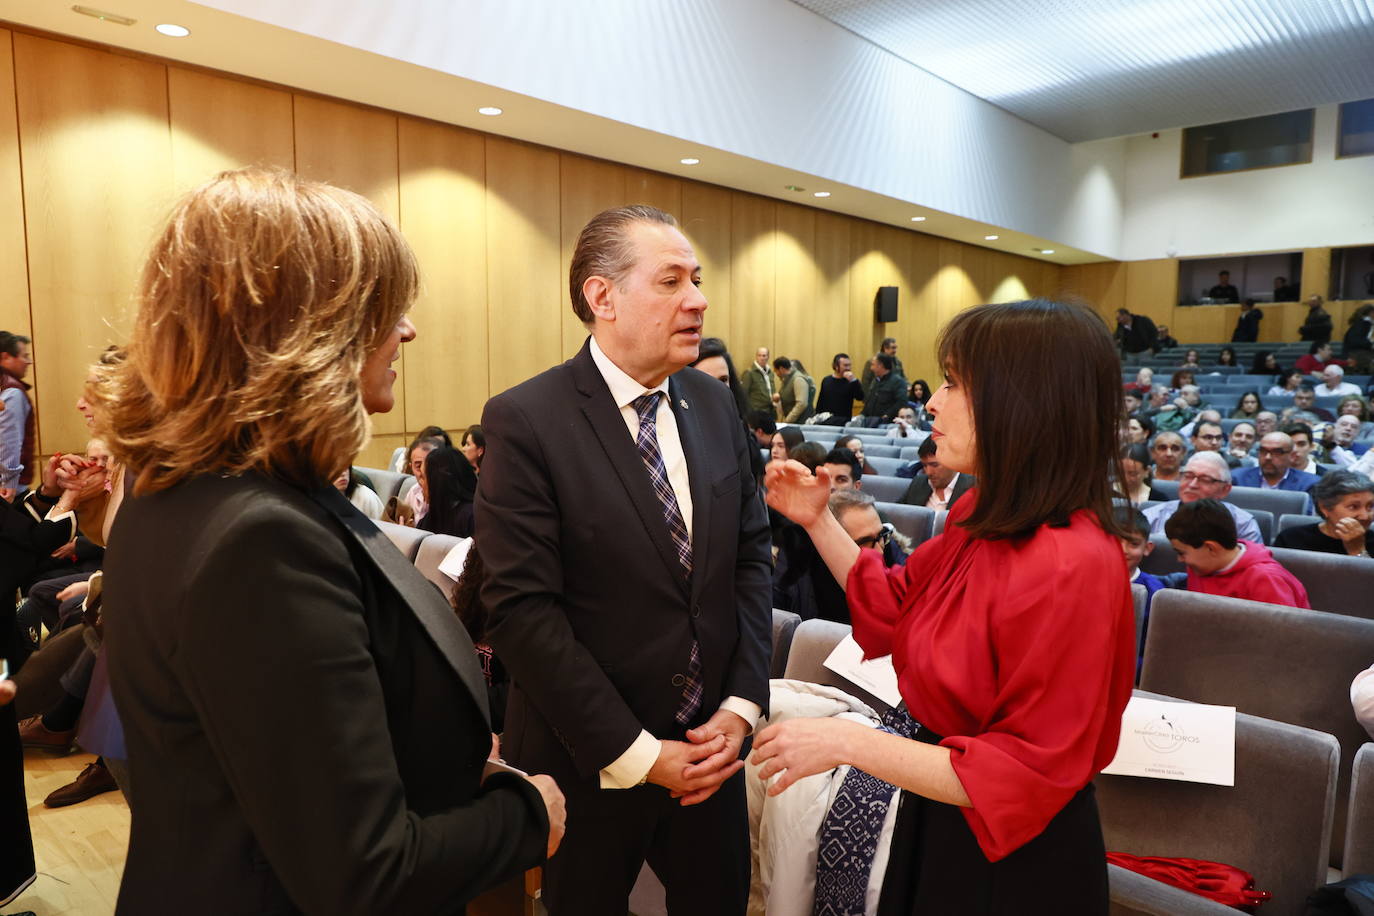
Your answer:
[926,472,961,511]
[589,336,761,789]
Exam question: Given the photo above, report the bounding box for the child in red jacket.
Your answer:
[1164,498,1311,609]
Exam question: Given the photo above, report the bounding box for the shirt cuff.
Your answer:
[599,729,660,789]
[719,697,762,735]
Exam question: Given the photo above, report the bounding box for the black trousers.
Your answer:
[1,701,36,906]
[541,768,749,916]
[877,727,1109,916]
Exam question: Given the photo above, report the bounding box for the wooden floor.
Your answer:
[14,750,129,916]
[11,749,538,916]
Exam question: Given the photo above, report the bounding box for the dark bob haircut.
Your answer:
[937,298,1127,540]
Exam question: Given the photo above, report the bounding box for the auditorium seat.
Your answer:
[354,465,411,503]
[861,444,902,459]
[1139,590,1374,869]
[413,533,463,601]
[859,476,908,503]
[1342,744,1374,876]
[932,510,948,535]
[1249,508,1274,544]
[1225,486,1310,521]
[1269,547,1374,620]
[865,456,907,476]
[771,608,801,678]
[899,446,920,461]
[782,619,890,713]
[1277,513,1320,536]
[1098,691,1338,916]
[1130,583,1146,656]
[876,502,935,550]
[376,519,430,560]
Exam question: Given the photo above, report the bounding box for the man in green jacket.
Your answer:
[741,346,776,415]
[860,337,905,395]
[863,354,907,423]
[772,357,814,423]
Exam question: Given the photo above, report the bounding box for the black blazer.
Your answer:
[104,473,546,915]
[899,472,976,510]
[477,340,773,786]
[1,492,76,606]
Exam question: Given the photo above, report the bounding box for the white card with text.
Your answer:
[822,634,904,708]
[1102,696,1236,786]
[437,537,474,581]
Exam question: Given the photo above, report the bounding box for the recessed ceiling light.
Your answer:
[679,158,700,165]
[784,185,806,193]
[155,22,190,37]
[813,191,831,198]
[910,216,927,222]
[1041,249,1055,255]
[477,106,503,116]
[984,235,999,241]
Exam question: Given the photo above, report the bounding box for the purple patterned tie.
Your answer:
[631,393,702,724]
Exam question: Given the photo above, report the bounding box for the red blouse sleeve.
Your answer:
[846,546,914,660]
[941,528,1135,861]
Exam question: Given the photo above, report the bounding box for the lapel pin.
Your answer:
[679,399,689,410]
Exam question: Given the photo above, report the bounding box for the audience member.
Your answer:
[1250,351,1279,375]
[908,378,932,406]
[459,425,485,474]
[862,353,907,423]
[1115,308,1158,355]
[1133,367,1155,390]
[788,441,827,472]
[741,345,776,414]
[417,446,477,537]
[1300,294,1334,344]
[1207,270,1239,303]
[402,435,444,524]
[1283,422,1322,474]
[899,436,974,511]
[691,337,765,483]
[1116,506,1165,677]
[1229,390,1263,419]
[1155,324,1179,350]
[1164,499,1309,608]
[1143,452,1263,543]
[1125,415,1154,444]
[390,425,450,473]
[836,435,878,476]
[1150,432,1187,482]
[747,409,777,447]
[1273,276,1299,301]
[1216,346,1239,367]
[860,337,905,394]
[1232,432,1320,495]
[1120,443,1159,504]
[0,331,34,491]
[449,543,509,733]
[1344,303,1374,374]
[822,447,863,492]
[887,405,924,439]
[1338,395,1374,440]
[98,168,559,912]
[1316,365,1361,398]
[1296,341,1341,375]
[813,353,864,425]
[1326,415,1370,468]
[1227,422,1257,463]
[1288,386,1337,423]
[1122,389,1143,418]
[1169,368,1196,392]
[1231,301,1261,342]
[1269,369,1305,397]
[334,467,384,519]
[1190,420,1225,457]
[1255,410,1279,437]
[1274,470,1373,558]
[770,426,805,462]
[772,356,814,423]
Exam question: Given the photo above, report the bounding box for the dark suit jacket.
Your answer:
[899,472,975,510]
[1,492,76,606]
[105,474,545,915]
[477,340,772,787]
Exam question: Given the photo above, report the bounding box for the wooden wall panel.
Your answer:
[1060,261,1126,322]
[1170,306,1227,344]
[1300,248,1330,305]
[812,211,853,393]
[398,118,488,433]
[772,203,816,374]
[558,154,627,359]
[730,194,777,359]
[14,34,172,456]
[680,183,733,347]
[902,235,942,386]
[0,31,29,344]
[294,94,405,433]
[167,67,294,195]
[485,137,561,396]
[1123,259,1177,327]
[626,167,682,218]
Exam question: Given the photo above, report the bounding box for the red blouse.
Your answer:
[847,491,1135,862]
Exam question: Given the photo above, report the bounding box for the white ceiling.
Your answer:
[790,0,1374,141]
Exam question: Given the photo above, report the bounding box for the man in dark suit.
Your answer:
[899,436,975,511]
[478,205,772,915]
[1115,308,1158,356]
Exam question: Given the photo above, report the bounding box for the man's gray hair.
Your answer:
[1326,364,1346,378]
[1186,450,1231,484]
[828,488,876,518]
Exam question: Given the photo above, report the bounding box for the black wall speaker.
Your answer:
[874,286,899,323]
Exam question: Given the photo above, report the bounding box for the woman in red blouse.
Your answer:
[753,300,1136,914]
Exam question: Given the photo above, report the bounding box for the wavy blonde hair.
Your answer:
[98,167,417,494]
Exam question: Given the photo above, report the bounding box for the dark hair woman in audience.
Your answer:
[392,425,451,473]
[771,426,805,462]
[757,299,1134,915]
[1125,415,1154,445]
[837,434,878,476]
[96,168,561,913]
[419,446,478,538]
[1274,470,1374,558]
[909,379,931,405]
[1120,443,1155,504]
[1250,351,1279,375]
[1169,368,1195,393]
[1229,390,1264,419]
[691,336,764,483]
[1179,349,1201,369]
[1269,368,1305,397]
[1217,346,1237,367]
[459,424,485,474]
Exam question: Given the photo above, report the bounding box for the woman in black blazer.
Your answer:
[97,167,562,915]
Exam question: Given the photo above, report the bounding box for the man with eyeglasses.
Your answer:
[1149,432,1187,482]
[1232,432,1320,496]
[1143,451,1263,543]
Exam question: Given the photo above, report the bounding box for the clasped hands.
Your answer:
[648,709,751,806]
